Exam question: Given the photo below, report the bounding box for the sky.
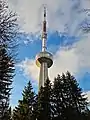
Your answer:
[8,0,90,108]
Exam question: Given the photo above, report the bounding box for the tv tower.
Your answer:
[36,7,53,90]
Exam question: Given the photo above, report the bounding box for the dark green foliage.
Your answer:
[52,71,88,120]
[13,81,36,120]
[0,0,18,119]
[52,74,64,120]
[36,72,88,120]
[0,46,15,120]
[87,110,90,120]
[37,79,52,120]
[12,72,89,120]
[0,0,18,47]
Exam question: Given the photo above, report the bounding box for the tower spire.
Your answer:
[42,6,47,52]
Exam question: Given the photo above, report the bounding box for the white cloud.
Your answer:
[17,58,39,81]
[8,0,90,34]
[75,35,90,70]
[49,47,79,80]
[51,35,90,79]
[17,34,90,81]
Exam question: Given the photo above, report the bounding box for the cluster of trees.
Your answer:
[12,72,90,120]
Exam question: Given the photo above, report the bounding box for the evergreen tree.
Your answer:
[52,74,65,120]
[37,79,52,120]
[0,0,18,119]
[0,0,17,48]
[13,72,89,120]
[52,72,88,120]
[0,46,15,120]
[13,81,36,120]
[65,71,88,120]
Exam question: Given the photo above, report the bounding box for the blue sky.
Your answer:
[8,0,90,107]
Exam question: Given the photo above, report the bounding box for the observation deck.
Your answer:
[36,51,53,68]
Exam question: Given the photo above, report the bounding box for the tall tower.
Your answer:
[36,7,53,90]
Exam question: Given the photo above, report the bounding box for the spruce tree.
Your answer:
[37,79,52,120]
[65,71,88,120]
[0,46,15,120]
[13,81,36,120]
[52,74,65,120]
[52,72,88,120]
[0,0,18,119]
[0,0,17,47]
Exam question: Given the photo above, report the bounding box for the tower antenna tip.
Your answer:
[44,5,46,17]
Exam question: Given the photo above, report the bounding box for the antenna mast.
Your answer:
[42,6,47,52]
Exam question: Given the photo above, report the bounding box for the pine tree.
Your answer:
[0,46,15,120]
[65,71,88,120]
[0,0,18,119]
[52,74,65,120]
[52,72,89,120]
[37,79,52,120]
[13,81,36,120]
[0,0,17,48]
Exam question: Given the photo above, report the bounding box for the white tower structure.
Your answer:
[36,7,53,90]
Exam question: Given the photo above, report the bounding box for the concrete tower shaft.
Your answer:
[36,6,53,90]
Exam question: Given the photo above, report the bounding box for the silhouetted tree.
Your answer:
[13,81,36,120]
[52,74,64,120]
[12,72,89,120]
[52,72,89,120]
[0,0,18,48]
[0,46,15,120]
[37,79,52,120]
[0,0,18,119]
[87,110,90,120]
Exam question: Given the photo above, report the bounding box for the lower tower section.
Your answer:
[36,51,53,89]
[39,62,48,88]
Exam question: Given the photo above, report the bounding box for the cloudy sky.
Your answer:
[8,0,90,107]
